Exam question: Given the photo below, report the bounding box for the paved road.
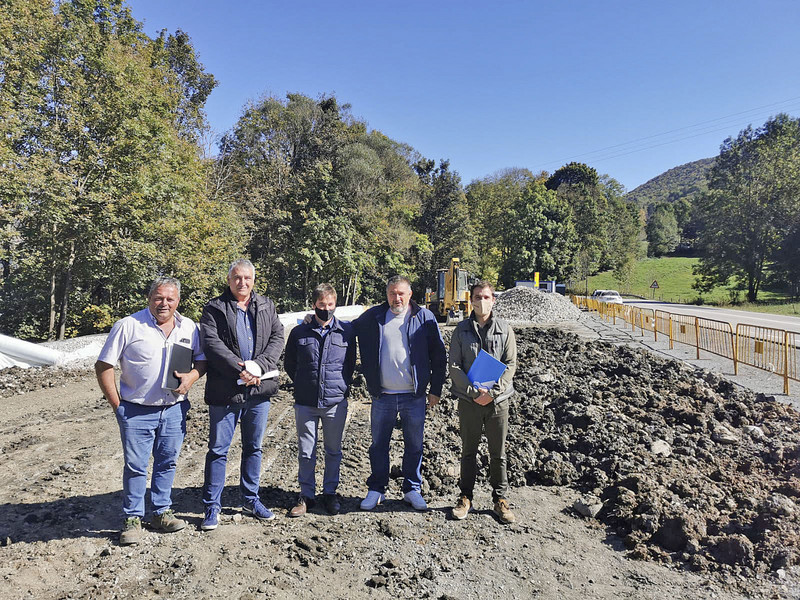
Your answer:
[622,300,800,332]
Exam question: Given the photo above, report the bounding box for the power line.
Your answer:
[534,96,800,169]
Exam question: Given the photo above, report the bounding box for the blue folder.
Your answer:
[466,349,507,389]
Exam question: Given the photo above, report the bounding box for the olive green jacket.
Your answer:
[448,313,517,404]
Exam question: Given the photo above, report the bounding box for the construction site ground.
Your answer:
[0,313,798,600]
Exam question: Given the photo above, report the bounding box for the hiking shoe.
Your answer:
[403,490,428,511]
[322,493,341,515]
[151,509,186,533]
[201,506,220,531]
[242,499,275,521]
[493,498,516,524]
[360,490,385,511]
[451,495,472,520]
[288,496,314,518]
[120,516,142,545]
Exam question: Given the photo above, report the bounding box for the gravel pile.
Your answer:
[493,286,581,323]
[420,327,800,577]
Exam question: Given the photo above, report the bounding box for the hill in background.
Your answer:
[626,157,715,208]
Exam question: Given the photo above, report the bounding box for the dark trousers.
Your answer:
[458,397,509,501]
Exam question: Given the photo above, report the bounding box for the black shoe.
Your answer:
[322,493,341,515]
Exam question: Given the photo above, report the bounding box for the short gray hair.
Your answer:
[386,275,411,291]
[148,276,181,298]
[228,258,255,277]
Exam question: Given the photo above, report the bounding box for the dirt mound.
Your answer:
[493,286,581,323]
[421,327,800,577]
[0,365,95,398]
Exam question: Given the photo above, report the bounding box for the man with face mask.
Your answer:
[448,281,518,524]
[284,283,356,517]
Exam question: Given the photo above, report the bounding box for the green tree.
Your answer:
[220,93,430,307]
[646,204,680,256]
[415,159,474,294]
[546,162,609,273]
[0,0,237,338]
[694,114,800,301]
[465,168,538,284]
[499,181,577,287]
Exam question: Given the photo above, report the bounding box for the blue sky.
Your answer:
[128,0,800,191]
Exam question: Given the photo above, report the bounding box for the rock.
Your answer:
[573,497,603,519]
[743,425,765,439]
[710,534,755,568]
[383,556,403,569]
[533,372,555,383]
[711,426,738,445]
[294,537,314,552]
[232,513,243,523]
[378,519,399,539]
[764,494,795,517]
[366,575,387,588]
[653,515,707,552]
[650,439,672,457]
[775,568,787,580]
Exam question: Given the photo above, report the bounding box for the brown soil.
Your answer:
[0,325,797,599]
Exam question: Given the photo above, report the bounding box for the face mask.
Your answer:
[315,307,335,321]
[473,299,493,317]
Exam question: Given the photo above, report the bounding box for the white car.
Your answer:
[598,290,624,305]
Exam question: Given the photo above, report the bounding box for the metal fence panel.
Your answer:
[697,317,736,362]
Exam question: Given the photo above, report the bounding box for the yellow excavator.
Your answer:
[425,258,474,325]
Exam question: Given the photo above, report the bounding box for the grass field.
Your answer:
[580,257,789,306]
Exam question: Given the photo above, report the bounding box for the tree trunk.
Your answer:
[57,241,76,340]
[48,267,57,340]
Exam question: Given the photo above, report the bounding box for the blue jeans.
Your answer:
[294,401,348,498]
[203,399,270,509]
[115,400,189,517]
[366,392,426,494]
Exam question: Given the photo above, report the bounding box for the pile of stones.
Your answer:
[493,286,582,323]
[418,327,800,576]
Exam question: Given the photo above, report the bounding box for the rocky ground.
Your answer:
[1,319,799,599]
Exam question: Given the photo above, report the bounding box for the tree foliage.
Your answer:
[0,0,241,339]
[219,93,434,308]
[646,204,680,257]
[415,159,474,293]
[694,114,800,301]
[499,181,577,287]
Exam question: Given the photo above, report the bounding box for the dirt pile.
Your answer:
[493,286,582,323]
[0,365,94,398]
[2,324,799,597]
[420,327,800,577]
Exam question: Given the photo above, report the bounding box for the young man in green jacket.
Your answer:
[447,281,518,524]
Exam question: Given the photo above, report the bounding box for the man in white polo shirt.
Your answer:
[95,276,206,545]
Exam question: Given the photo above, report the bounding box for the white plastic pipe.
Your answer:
[0,333,65,368]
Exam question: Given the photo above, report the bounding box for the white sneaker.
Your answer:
[403,490,428,511]
[360,490,385,511]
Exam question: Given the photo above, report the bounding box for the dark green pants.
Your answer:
[458,397,509,501]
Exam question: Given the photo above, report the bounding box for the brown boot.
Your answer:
[288,496,313,518]
[493,498,516,524]
[451,495,472,520]
[120,517,143,545]
[151,509,186,533]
